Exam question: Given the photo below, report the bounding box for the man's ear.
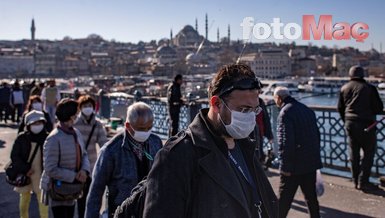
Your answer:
[125,122,130,130]
[210,96,221,113]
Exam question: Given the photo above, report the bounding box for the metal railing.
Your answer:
[102,94,385,177]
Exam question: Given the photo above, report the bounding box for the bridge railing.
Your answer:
[101,94,385,177]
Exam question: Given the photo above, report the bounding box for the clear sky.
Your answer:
[1,0,383,51]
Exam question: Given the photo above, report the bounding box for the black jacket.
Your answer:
[277,96,322,175]
[338,78,383,123]
[10,130,49,174]
[143,109,278,218]
[0,86,11,104]
[167,82,182,107]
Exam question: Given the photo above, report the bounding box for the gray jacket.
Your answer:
[74,113,108,172]
[40,127,91,206]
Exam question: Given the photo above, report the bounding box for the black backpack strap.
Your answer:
[27,142,41,165]
[85,123,97,150]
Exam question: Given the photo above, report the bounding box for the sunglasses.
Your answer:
[218,78,261,97]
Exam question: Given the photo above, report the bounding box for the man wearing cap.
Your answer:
[338,65,383,191]
[144,64,278,218]
[10,110,49,218]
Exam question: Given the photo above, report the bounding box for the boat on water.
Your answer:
[301,77,345,94]
[259,80,299,103]
[261,80,299,95]
[378,82,385,99]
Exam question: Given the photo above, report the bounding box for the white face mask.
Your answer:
[32,102,43,111]
[219,101,256,139]
[132,129,152,142]
[30,124,44,134]
[82,107,94,117]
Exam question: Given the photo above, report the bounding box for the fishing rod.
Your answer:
[263,90,340,107]
[364,117,385,132]
[185,20,215,75]
[298,91,339,100]
[236,30,253,64]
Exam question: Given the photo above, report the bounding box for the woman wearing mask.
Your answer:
[10,110,49,218]
[18,95,53,133]
[74,95,108,218]
[40,98,90,218]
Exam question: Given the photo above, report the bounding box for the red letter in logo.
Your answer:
[333,22,351,40]
[351,22,369,43]
[303,15,333,40]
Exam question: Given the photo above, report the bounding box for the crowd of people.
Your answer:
[4,64,383,218]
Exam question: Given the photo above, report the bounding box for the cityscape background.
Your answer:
[1,0,385,99]
[1,0,384,51]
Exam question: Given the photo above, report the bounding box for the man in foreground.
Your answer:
[144,64,278,218]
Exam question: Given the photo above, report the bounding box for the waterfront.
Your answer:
[105,92,384,178]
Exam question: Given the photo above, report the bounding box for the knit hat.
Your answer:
[25,110,46,126]
[349,65,365,78]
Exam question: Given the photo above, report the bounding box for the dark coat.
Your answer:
[143,109,278,218]
[338,78,383,123]
[277,96,322,175]
[0,85,11,104]
[167,82,182,107]
[10,130,49,174]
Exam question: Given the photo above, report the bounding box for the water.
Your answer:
[297,92,385,107]
[298,93,339,106]
[267,92,385,178]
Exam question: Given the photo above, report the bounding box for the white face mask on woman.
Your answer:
[32,102,43,111]
[81,107,94,117]
[219,101,256,139]
[30,124,44,134]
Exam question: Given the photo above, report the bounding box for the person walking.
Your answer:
[18,95,53,133]
[74,95,108,218]
[274,86,322,218]
[41,79,60,125]
[86,102,162,218]
[0,81,12,123]
[10,110,49,218]
[144,64,278,218]
[40,99,90,218]
[10,81,25,123]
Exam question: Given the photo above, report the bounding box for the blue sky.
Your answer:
[0,0,383,51]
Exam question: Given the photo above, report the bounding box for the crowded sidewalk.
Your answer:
[1,124,384,218]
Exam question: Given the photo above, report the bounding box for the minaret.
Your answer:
[195,18,198,33]
[31,18,36,41]
[228,24,231,45]
[217,28,220,43]
[170,29,173,46]
[205,13,208,40]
